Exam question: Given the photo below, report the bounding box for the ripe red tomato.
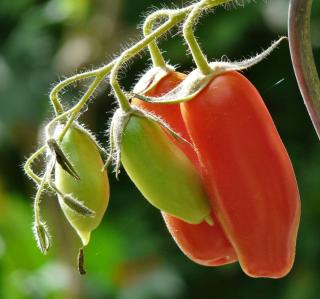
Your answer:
[181,71,300,278]
[132,72,237,266]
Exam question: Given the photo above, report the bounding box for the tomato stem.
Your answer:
[183,0,212,75]
[32,156,55,254]
[143,10,169,68]
[288,0,320,140]
[49,70,98,116]
[24,145,46,184]
[183,0,231,75]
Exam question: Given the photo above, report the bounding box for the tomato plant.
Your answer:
[24,0,304,278]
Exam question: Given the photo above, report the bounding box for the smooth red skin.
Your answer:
[162,212,236,266]
[181,71,300,278]
[132,72,237,266]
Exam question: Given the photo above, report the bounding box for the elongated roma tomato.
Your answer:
[132,72,237,266]
[121,114,211,225]
[55,125,109,246]
[181,71,300,278]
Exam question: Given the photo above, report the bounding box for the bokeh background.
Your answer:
[0,0,320,298]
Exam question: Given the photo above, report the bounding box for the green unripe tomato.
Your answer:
[55,124,109,246]
[121,115,211,224]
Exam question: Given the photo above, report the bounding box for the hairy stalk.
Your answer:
[58,76,105,141]
[33,157,55,225]
[24,146,46,184]
[50,70,100,116]
[143,10,171,68]
[183,0,231,75]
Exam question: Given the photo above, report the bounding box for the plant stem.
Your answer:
[183,0,212,75]
[143,10,170,68]
[288,0,320,139]
[58,75,106,141]
[24,145,46,184]
[50,70,100,116]
[33,157,55,224]
[183,0,231,75]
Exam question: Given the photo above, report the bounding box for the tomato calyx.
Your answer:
[133,37,286,105]
[57,192,96,218]
[33,222,51,255]
[47,138,81,181]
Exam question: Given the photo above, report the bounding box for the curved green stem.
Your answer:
[49,69,100,116]
[49,0,229,116]
[110,65,132,112]
[183,0,231,75]
[183,0,212,75]
[288,0,320,140]
[33,157,55,224]
[58,75,106,141]
[24,145,46,184]
[143,10,171,68]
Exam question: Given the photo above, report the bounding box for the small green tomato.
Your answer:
[120,114,212,224]
[55,124,109,246]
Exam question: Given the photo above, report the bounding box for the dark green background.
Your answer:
[0,0,319,298]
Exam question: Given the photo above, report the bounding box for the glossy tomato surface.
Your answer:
[181,71,300,278]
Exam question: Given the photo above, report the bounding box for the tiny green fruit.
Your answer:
[55,124,109,246]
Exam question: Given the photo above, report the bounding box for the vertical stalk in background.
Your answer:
[288,0,320,140]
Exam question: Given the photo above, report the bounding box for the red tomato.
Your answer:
[181,71,300,278]
[132,72,237,266]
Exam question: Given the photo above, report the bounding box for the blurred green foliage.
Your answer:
[0,0,320,298]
